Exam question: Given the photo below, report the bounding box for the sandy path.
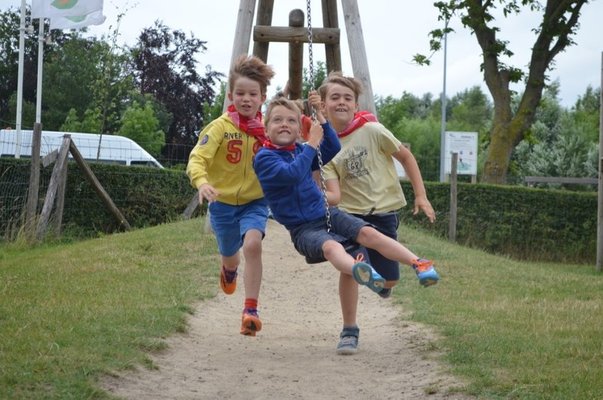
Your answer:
[102,219,473,399]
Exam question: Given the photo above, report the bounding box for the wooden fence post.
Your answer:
[449,152,458,242]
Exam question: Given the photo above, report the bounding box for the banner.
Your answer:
[31,0,103,19]
[31,0,105,29]
[49,10,106,30]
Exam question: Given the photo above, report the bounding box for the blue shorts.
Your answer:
[289,207,370,261]
[208,199,269,257]
[352,211,401,281]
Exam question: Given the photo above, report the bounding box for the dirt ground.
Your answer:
[102,219,474,400]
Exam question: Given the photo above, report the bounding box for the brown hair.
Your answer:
[264,97,302,126]
[317,71,363,101]
[228,55,275,95]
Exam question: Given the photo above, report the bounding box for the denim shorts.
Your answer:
[208,198,269,257]
[289,207,370,261]
[352,211,401,281]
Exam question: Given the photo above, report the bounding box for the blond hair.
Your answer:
[318,71,363,101]
[229,55,275,95]
[264,97,302,125]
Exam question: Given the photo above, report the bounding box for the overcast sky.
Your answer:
[5,0,603,107]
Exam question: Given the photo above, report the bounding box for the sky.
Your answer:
[4,0,603,107]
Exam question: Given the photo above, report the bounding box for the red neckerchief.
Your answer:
[263,139,296,152]
[227,104,267,144]
[337,111,378,138]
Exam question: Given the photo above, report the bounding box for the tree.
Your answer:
[512,85,598,184]
[128,21,223,163]
[118,101,165,156]
[417,0,590,183]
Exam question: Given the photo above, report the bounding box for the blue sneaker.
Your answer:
[336,326,359,355]
[352,262,385,294]
[412,258,439,287]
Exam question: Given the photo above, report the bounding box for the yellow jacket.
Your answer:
[186,113,264,205]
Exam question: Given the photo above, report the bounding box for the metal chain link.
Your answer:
[306,0,331,232]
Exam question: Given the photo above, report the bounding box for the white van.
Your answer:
[0,129,163,168]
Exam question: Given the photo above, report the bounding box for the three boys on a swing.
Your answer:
[187,55,439,354]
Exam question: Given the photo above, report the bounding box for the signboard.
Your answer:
[444,131,478,175]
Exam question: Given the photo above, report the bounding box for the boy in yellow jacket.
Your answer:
[186,55,275,336]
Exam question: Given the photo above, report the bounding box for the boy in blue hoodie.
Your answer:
[254,96,438,353]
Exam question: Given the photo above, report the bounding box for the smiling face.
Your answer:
[227,76,266,118]
[265,104,301,147]
[322,82,359,131]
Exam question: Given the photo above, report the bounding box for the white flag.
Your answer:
[49,10,106,30]
[31,0,104,19]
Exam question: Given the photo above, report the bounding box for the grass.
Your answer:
[396,224,603,400]
[0,219,218,400]
[0,219,602,399]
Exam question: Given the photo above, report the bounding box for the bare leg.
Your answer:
[322,240,358,275]
[356,227,418,265]
[221,253,240,271]
[242,229,263,300]
[339,272,359,327]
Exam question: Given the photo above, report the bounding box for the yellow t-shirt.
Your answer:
[323,121,406,214]
[186,113,264,206]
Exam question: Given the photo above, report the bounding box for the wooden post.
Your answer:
[223,0,256,113]
[287,9,305,100]
[322,0,342,73]
[449,152,458,242]
[340,0,376,114]
[68,139,131,231]
[183,193,200,220]
[252,0,274,61]
[24,122,42,239]
[36,135,71,240]
[54,157,68,235]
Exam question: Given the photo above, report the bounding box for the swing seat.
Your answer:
[305,239,364,264]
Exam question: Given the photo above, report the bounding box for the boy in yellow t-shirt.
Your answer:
[315,72,439,355]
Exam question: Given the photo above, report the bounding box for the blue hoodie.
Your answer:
[253,122,341,230]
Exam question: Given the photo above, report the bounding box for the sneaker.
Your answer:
[220,266,237,295]
[412,258,439,287]
[336,326,360,355]
[378,287,392,299]
[240,308,262,336]
[352,262,385,294]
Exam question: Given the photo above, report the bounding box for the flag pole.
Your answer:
[15,0,27,158]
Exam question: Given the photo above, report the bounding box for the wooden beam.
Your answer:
[253,26,339,44]
[68,139,131,231]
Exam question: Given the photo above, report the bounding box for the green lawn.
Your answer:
[1,218,602,399]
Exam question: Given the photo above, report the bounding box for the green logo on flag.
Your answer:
[51,0,79,10]
[66,15,86,23]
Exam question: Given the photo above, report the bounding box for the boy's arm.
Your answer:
[186,120,223,201]
[316,121,341,166]
[392,144,436,223]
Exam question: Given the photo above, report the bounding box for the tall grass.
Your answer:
[0,219,601,399]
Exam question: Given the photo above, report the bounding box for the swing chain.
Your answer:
[306,0,332,232]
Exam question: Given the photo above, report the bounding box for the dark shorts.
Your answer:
[352,211,401,281]
[289,207,370,261]
[208,198,269,257]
